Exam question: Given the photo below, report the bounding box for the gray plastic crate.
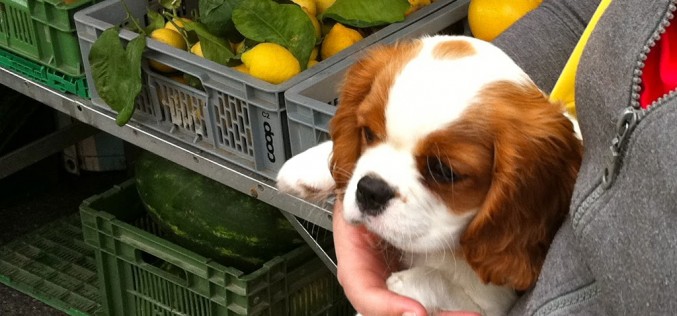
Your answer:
[284,0,470,156]
[74,0,459,180]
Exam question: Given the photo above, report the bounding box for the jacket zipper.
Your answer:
[573,0,677,232]
[602,0,677,189]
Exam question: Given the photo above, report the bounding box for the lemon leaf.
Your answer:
[144,10,166,35]
[184,22,235,66]
[233,0,315,70]
[88,27,145,126]
[199,0,242,40]
[322,0,409,28]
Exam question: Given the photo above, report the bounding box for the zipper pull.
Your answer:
[602,108,642,189]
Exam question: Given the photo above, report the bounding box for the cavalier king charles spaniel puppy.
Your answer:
[277,35,582,315]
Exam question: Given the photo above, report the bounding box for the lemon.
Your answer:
[292,0,317,16]
[320,23,363,60]
[164,18,192,33]
[169,74,188,85]
[231,64,250,74]
[310,47,319,61]
[307,47,320,68]
[468,0,542,41]
[406,0,431,15]
[151,28,186,50]
[315,0,336,15]
[307,13,322,40]
[241,43,301,84]
[191,42,203,57]
[149,28,187,73]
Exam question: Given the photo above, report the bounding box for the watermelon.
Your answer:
[134,151,303,273]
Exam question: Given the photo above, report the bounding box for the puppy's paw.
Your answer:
[386,270,418,297]
[276,141,335,201]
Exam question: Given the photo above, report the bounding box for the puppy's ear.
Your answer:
[277,141,335,201]
[330,41,421,193]
[460,81,583,291]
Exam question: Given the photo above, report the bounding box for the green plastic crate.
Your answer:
[0,0,98,77]
[0,214,102,316]
[79,180,353,316]
[0,47,89,98]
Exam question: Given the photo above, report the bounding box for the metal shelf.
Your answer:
[0,67,334,231]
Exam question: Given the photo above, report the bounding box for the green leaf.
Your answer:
[184,22,235,66]
[88,27,145,126]
[199,0,243,40]
[145,10,166,35]
[233,0,316,70]
[322,0,409,28]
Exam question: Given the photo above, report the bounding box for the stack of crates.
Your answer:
[0,214,102,316]
[1,178,354,316]
[0,0,98,97]
[0,0,126,172]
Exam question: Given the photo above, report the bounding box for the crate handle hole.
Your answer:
[139,250,190,284]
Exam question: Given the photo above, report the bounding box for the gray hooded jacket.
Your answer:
[492,0,677,314]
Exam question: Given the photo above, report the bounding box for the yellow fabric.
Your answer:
[549,0,613,117]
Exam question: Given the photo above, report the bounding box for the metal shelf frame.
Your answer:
[0,67,337,274]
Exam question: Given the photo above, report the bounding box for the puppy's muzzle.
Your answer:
[356,175,395,216]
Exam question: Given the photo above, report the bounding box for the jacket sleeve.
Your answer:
[492,0,601,93]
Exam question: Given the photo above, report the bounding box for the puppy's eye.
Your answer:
[426,156,462,183]
[362,127,376,144]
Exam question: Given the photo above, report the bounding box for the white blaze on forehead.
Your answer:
[385,36,531,149]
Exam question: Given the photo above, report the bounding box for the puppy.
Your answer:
[277,35,582,315]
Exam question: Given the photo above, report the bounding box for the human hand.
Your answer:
[332,201,481,316]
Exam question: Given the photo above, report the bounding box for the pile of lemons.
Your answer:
[149,0,544,85]
[149,0,433,85]
[236,0,363,85]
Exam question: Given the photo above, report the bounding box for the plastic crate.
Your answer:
[0,47,89,98]
[74,0,462,180]
[79,179,353,316]
[0,0,99,77]
[284,0,470,156]
[0,214,102,316]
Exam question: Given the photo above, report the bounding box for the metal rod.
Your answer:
[282,211,338,276]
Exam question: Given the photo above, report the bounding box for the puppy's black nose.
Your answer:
[356,175,395,216]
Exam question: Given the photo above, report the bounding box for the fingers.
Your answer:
[333,201,425,316]
[349,286,428,316]
[332,202,480,316]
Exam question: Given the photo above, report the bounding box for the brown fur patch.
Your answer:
[432,39,476,60]
[450,80,582,291]
[415,127,494,215]
[329,39,422,192]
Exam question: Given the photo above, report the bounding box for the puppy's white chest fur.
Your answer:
[389,253,516,315]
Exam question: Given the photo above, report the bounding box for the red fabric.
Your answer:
[640,20,677,109]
